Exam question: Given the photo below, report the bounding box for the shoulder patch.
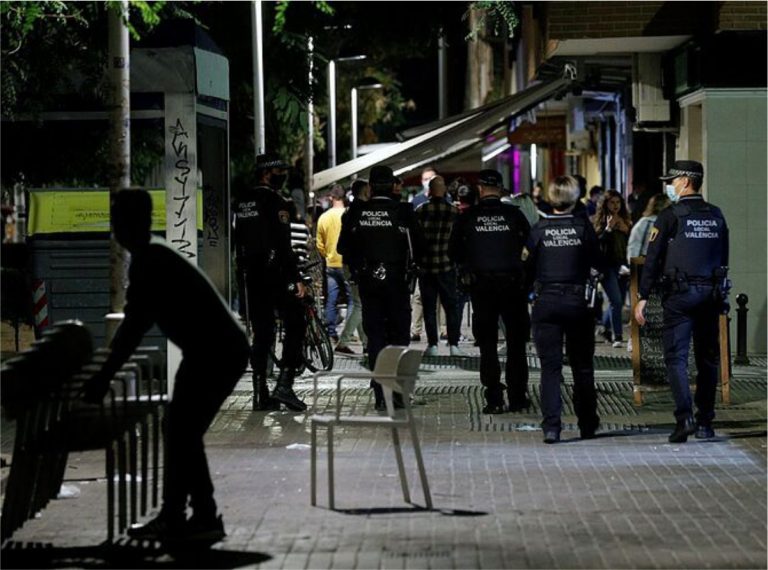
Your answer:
[648,227,659,242]
[521,247,529,261]
[278,210,290,224]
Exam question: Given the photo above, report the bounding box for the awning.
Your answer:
[311,76,572,190]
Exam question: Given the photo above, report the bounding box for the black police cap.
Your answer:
[478,169,503,187]
[369,165,395,185]
[659,160,704,181]
[256,153,290,170]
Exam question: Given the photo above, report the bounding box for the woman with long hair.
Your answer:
[593,189,632,347]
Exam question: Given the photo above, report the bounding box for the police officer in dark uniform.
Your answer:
[338,165,424,410]
[524,176,602,444]
[449,169,531,414]
[635,160,729,443]
[233,153,308,412]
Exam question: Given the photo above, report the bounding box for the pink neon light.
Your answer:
[513,149,521,195]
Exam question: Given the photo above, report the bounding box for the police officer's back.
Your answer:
[233,153,308,412]
[449,169,531,415]
[635,160,729,443]
[338,165,424,409]
[525,176,602,444]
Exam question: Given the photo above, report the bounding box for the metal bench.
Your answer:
[1,321,168,543]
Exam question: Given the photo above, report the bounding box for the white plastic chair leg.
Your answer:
[407,410,433,509]
[391,427,411,504]
[327,425,335,510]
[310,421,317,506]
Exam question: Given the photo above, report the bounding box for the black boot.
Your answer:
[271,367,307,412]
[253,374,279,411]
[668,416,695,443]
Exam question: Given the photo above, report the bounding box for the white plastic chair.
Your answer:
[310,346,433,510]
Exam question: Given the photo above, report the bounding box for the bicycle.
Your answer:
[268,258,334,375]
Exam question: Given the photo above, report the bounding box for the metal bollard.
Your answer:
[734,293,750,365]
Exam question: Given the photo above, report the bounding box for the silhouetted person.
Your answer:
[83,189,249,542]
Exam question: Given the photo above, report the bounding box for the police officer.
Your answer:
[449,169,531,414]
[524,176,602,444]
[635,160,729,443]
[338,165,424,410]
[233,153,308,412]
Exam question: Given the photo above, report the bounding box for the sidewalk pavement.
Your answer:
[1,341,766,569]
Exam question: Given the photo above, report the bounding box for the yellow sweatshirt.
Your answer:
[316,207,345,268]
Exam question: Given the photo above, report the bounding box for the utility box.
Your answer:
[27,188,203,348]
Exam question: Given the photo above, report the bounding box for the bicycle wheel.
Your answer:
[269,318,306,376]
[303,309,334,372]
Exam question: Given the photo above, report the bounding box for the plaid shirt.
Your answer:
[415,198,458,274]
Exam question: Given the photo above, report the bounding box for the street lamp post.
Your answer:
[327,55,366,168]
[350,81,383,161]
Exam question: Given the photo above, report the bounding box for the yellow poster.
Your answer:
[27,189,203,235]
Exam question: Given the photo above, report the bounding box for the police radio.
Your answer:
[586,269,601,308]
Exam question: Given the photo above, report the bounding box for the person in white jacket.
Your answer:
[625,193,670,353]
[627,193,671,261]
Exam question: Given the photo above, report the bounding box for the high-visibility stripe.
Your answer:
[32,279,49,331]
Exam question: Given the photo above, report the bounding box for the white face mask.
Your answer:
[665,183,680,203]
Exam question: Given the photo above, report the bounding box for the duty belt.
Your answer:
[535,282,586,296]
[687,276,715,285]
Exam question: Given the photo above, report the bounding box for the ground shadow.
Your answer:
[1,539,271,569]
[335,506,488,517]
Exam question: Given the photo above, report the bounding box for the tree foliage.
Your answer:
[464,1,519,41]
[1,1,193,119]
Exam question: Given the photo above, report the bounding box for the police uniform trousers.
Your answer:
[662,284,720,424]
[531,286,598,433]
[163,336,249,518]
[246,270,307,375]
[359,273,411,404]
[470,274,529,407]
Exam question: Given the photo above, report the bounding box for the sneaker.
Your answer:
[695,424,715,439]
[184,514,226,542]
[449,345,469,357]
[543,430,560,444]
[127,512,186,540]
[335,344,357,355]
[612,340,623,348]
[410,333,421,342]
[440,332,448,341]
[424,345,438,357]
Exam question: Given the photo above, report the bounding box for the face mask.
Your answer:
[422,181,430,192]
[269,174,287,190]
[665,183,679,203]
